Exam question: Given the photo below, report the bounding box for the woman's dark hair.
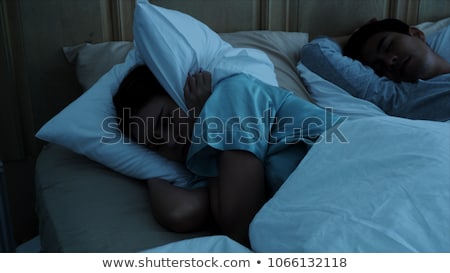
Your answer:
[113,65,166,137]
[343,18,410,61]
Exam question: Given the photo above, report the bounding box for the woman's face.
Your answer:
[130,94,192,163]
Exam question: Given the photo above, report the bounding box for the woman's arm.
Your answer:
[208,150,266,247]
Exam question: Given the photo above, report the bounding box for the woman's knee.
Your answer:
[146,180,210,233]
[156,199,208,233]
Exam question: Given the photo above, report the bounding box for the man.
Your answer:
[301,18,450,121]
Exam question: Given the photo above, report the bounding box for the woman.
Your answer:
[113,65,342,246]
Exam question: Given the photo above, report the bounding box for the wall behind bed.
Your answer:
[1,0,449,249]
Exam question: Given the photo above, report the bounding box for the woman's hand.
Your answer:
[184,70,212,117]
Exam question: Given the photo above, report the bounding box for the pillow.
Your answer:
[63,31,311,100]
[250,116,450,252]
[415,16,450,35]
[297,62,386,119]
[36,49,196,187]
[63,41,134,91]
[36,1,285,187]
[220,31,311,101]
[133,0,278,112]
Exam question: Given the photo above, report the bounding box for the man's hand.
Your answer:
[184,70,212,117]
[332,34,352,49]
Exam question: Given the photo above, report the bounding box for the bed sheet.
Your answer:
[35,144,214,252]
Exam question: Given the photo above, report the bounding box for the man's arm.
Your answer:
[300,18,378,93]
[331,34,351,49]
[300,36,372,94]
[331,18,378,48]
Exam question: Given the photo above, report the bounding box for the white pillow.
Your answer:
[416,16,450,35]
[63,30,310,99]
[36,49,196,186]
[133,0,278,112]
[36,0,279,187]
[63,41,134,91]
[297,62,386,120]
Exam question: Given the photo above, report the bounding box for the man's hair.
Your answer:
[113,65,166,137]
[343,18,410,61]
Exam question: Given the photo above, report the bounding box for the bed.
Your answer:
[34,0,450,253]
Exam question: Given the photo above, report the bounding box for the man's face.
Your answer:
[131,94,192,163]
[360,30,435,82]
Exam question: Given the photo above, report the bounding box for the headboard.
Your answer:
[2,0,450,161]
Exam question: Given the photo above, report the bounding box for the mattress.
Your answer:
[35,144,213,252]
